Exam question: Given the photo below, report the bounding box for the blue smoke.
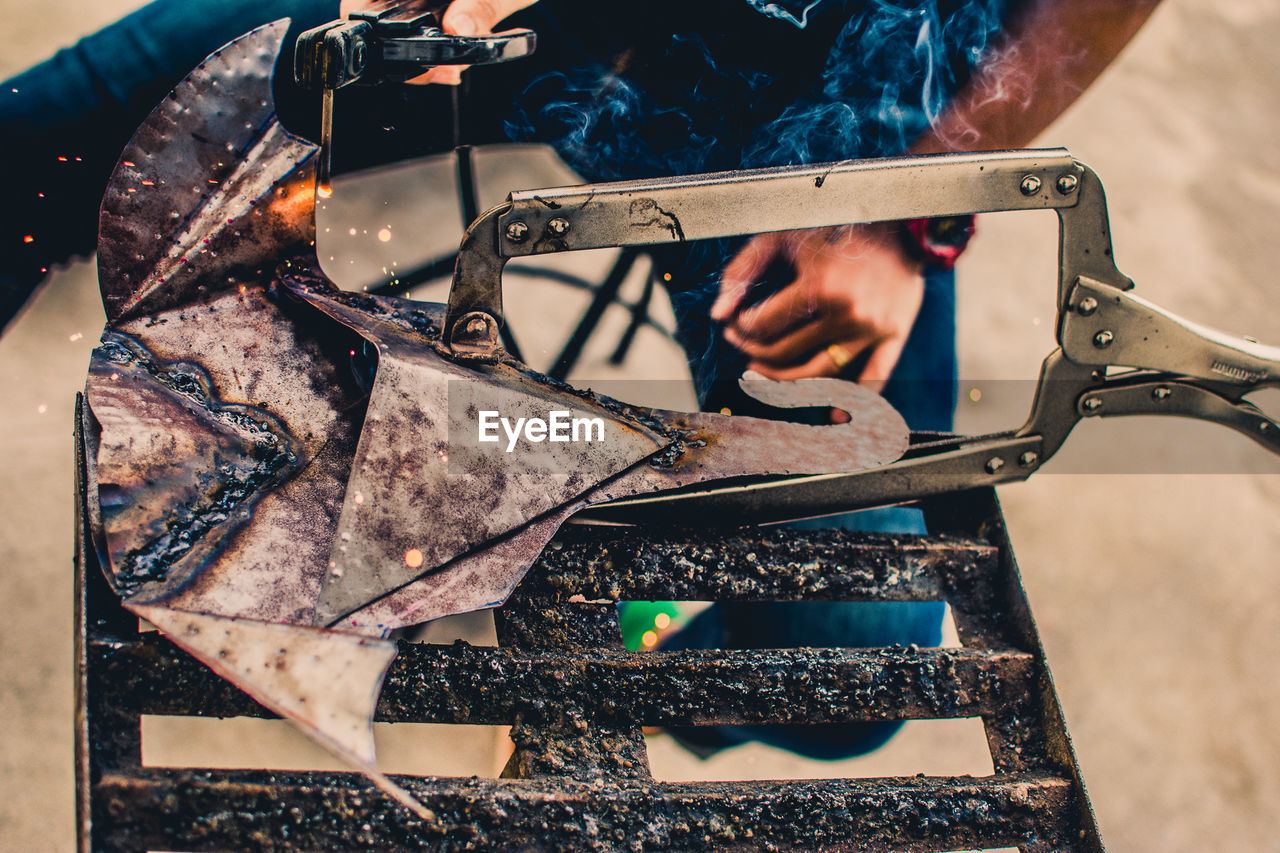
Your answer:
[741,1,1009,166]
[506,1,1008,178]
[744,0,827,28]
[503,0,1009,400]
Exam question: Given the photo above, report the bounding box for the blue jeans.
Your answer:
[651,266,956,760]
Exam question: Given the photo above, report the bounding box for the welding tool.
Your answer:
[436,150,1280,526]
[293,0,536,193]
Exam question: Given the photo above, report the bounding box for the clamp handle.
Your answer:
[1062,277,1280,391]
[294,1,535,90]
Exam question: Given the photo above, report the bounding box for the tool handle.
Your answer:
[375,30,535,79]
[295,20,375,90]
[295,3,535,90]
[1062,277,1280,390]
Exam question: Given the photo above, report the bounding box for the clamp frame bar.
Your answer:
[445,149,1105,352]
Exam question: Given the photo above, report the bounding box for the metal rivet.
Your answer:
[1093,330,1114,348]
[1261,421,1273,434]
[1077,297,1098,317]
[547,217,571,236]
[1019,451,1039,467]
[1082,397,1102,413]
[985,457,1005,474]
[1152,386,1172,401]
[449,311,501,356]
[504,221,529,243]
[1020,175,1042,196]
[1056,173,1079,194]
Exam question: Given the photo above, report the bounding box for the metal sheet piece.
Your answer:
[126,603,431,818]
[87,329,305,599]
[85,20,410,799]
[282,282,671,625]
[87,19,364,628]
[97,19,316,324]
[345,367,908,630]
[84,16,911,813]
[86,281,369,625]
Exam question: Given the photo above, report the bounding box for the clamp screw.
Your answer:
[1152,386,1172,401]
[1082,396,1103,413]
[547,217,571,237]
[1056,173,1079,194]
[1020,175,1042,196]
[1019,451,1039,467]
[465,316,489,336]
[1093,330,1114,348]
[1077,296,1098,316]
[505,221,529,243]
[985,457,1005,474]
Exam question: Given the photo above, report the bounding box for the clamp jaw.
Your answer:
[439,149,1280,524]
[293,1,535,192]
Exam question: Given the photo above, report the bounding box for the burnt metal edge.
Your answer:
[90,332,304,596]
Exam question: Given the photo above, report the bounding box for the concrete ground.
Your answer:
[2,1,1278,851]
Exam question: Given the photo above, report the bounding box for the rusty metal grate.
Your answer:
[75,402,1103,852]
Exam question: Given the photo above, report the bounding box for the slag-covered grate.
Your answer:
[76,403,1102,851]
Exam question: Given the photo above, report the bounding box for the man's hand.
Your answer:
[711,223,924,392]
[711,1,1164,396]
[340,0,540,85]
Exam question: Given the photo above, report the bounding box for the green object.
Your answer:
[618,601,681,651]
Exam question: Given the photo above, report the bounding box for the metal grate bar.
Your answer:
[94,636,1037,726]
[525,526,996,602]
[94,768,1078,852]
[525,526,1022,651]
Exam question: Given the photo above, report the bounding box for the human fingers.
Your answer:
[724,317,845,367]
[711,232,785,322]
[726,271,843,345]
[745,337,871,381]
[443,0,540,36]
[408,66,464,85]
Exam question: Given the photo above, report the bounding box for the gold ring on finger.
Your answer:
[826,343,854,370]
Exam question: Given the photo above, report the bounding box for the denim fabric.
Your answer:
[652,266,955,761]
